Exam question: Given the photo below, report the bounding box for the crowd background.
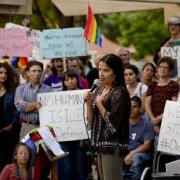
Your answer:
[0,15,180,180]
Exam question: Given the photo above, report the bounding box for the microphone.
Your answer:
[90,79,101,92]
[84,79,100,103]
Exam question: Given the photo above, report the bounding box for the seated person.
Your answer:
[123,96,155,180]
[0,143,34,180]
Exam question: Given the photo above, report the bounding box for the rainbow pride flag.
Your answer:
[84,5,102,47]
[11,56,29,69]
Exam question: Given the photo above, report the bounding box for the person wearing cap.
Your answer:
[153,15,180,64]
[164,16,180,46]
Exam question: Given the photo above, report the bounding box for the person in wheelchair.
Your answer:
[123,96,155,180]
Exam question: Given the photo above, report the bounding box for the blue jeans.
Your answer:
[123,152,152,180]
[57,141,86,180]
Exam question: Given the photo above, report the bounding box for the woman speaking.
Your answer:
[84,54,130,180]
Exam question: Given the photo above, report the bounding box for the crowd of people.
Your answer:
[0,15,180,180]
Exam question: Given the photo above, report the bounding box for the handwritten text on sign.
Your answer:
[38,90,89,142]
[161,46,180,78]
[0,29,32,57]
[40,27,88,58]
[158,101,180,155]
[5,23,42,60]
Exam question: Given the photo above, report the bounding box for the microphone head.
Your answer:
[93,79,101,86]
[90,79,101,92]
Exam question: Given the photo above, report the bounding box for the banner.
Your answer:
[158,100,180,155]
[40,27,88,58]
[5,23,42,60]
[0,28,32,57]
[38,90,89,142]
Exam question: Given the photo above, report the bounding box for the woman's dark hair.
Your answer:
[124,64,140,81]
[63,70,83,90]
[131,96,142,107]
[157,56,174,71]
[13,143,34,180]
[142,62,156,73]
[99,54,126,86]
[25,60,43,71]
[0,62,19,91]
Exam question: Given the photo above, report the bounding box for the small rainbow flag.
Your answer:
[84,5,102,47]
[11,56,29,69]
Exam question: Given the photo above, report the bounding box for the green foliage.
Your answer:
[0,1,169,60]
[99,10,169,59]
[28,0,62,29]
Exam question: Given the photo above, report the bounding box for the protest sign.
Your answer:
[38,90,89,142]
[0,28,32,57]
[161,46,180,78]
[5,23,42,60]
[40,27,88,58]
[28,30,42,60]
[158,100,180,155]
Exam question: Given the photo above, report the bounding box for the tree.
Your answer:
[0,1,169,60]
[99,9,169,60]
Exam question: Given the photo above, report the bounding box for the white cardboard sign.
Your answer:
[37,90,89,142]
[158,100,180,155]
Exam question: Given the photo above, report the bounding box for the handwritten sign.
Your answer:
[28,30,42,60]
[40,27,88,58]
[161,46,180,78]
[37,90,89,142]
[5,23,42,60]
[0,28,32,57]
[158,101,180,155]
